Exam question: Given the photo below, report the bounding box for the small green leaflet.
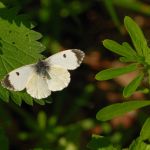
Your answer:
[122,42,136,54]
[0,8,46,105]
[96,16,150,96]
[96,100,150,121]
[129,117,150,149]
[124,16,149,57]
[123,73,144,98]
[140,117,150,141]
[103,39,137,58]
[95,63,137,80]
[129,138,150,150]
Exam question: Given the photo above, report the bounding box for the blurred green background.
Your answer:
[1,0,150,149]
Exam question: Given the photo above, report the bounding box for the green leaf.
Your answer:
[122,42,136,55]
[103,0,121,32]
[103,39,136,57]
[140,117,150,140]
[123,73,144,97]
[11,92,22,106]
[119,56,136,63]
[144,51,150,65]
[0,2,5,8]
[34,99,45,105]
[124,16,148,57]
[21,93,33,106]
[129,138,150,150]
[96,100,150,121]
[0,8,45,105]
[0,86,9,102]
[87,134,117,150]
[120,55,143,63]
[95,64,137,80]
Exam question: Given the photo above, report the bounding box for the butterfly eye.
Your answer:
[16,72,19,76]
[63,54,66,58]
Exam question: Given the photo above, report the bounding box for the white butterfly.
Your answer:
[1,49,85,99]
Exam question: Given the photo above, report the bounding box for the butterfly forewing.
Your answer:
[2,65,34,91]
[45,49,85,70]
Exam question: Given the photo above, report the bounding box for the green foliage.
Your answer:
[129,118,150,150]
[87,134,118,150]
[95,64,137,81]
[123,73,144,97]
[87,114,150,150]
[113,0,150,16]
[18,111,95,149]
[103,0,150,32]
[103,0,122,32]
[37,111,47,130]
[91,16,150,150]
[124,16,149,57]
[0,8,46,105]
[140,117,150,141]
[129,138,150,150]
[129,118,150,149]
[103,39,137,58]
[2,1,150,149]
[96,101,150,121]
[96,16,150,97]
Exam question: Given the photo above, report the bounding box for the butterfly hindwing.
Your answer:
[46,65,70,91]
[45,49,85,70]
[26,73,51,99]
[2,65,34,91]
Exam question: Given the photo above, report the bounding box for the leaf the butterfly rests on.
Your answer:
[0,8,45,105]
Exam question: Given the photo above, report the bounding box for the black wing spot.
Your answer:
[12,42,15,44]
[25,34,29,37]
[43,76,46,79]
[71,49,85,64]
[2,75,14,90]
[63,54,66,58]
[16,72,19,76]
[9,30,12,33]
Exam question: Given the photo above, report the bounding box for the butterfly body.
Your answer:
[1,49,85,99]
[34,60,51,80]
[35,60,49,75]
